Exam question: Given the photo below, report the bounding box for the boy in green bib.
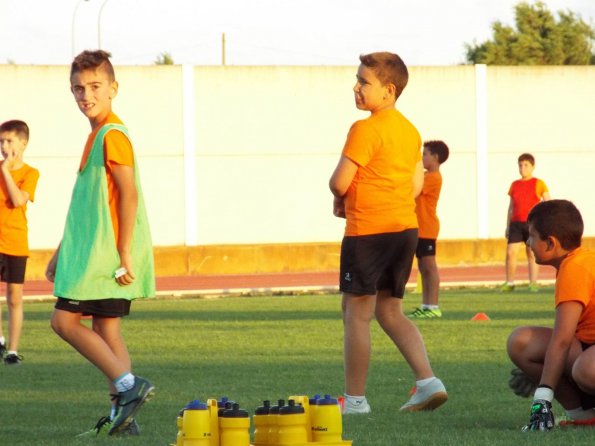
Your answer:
[45,50,155,437]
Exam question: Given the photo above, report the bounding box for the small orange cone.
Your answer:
[471,312,490,321]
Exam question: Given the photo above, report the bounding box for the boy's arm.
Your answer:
[329,155,358,197]
[542,191,551,201]
[412,160,423,198]
[539,301,582,388]
[505,198,513,237]
[0,160,30,208]
[111,164,138,286]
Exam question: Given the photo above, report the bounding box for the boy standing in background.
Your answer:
[45,50,155,437]
[0,120,39,365]
[501,153,549,292]
[409,140,449,319]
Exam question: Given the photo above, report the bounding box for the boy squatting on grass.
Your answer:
[507,199,595,431]
[329,51,447,415]
[45,50,155,437]
[409,140,449,319]
[0,120,39,365]
[501,153,550,293]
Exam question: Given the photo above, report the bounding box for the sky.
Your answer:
[1,0,594,66]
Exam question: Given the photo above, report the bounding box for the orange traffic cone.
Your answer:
[471,312,490,321]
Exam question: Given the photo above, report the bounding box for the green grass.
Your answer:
[2,287,593,445]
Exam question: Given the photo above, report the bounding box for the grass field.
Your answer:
[2,286,594,445]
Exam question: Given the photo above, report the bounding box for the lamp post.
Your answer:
[71,0,90,57]
[97,0,112,49]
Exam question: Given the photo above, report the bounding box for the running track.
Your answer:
[4,264,556,301]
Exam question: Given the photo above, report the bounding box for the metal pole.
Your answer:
[222,32,226,66]
[97,0,112,49]
[71,0,90,57]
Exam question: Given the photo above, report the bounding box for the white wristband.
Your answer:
[534,386,554,402]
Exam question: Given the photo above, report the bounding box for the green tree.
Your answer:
[466,1,595,65]
[155,52,174,65]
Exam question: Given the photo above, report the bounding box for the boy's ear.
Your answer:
[384,83,396,100]
[109,81,119,99]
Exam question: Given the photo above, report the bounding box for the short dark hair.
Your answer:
[424,140,449,164]
[527,199,583,250]
[518,153,535,165]
[70,50,115,82]
[359,52,408,99]
[0,120,29,142]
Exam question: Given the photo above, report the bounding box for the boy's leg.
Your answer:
[51,309,128,380]
[342,292,375,396]
[525,245,539,287]
[505,242,522,284]
[5,283,24,352]
[375,292,433,379]
[418,256,439,307]
[507,326,583,409]
[573,346,595,396]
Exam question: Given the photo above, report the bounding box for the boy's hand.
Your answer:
[509,368,537,398]
[522,399,555,432]
[116,252,135,286]
[333,196,346,218]
[2,148,21,171]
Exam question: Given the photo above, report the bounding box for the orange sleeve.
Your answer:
[536,179,548,198]
[342,120,380,167]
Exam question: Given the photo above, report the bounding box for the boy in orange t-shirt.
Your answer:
[508,200,595,431]
[0,120,39,365]
[502,153,549,292]
[329,52,447,415]
[409,140,449,319]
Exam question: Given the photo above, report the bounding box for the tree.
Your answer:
[155,52,174,65]
[465,1,595,65]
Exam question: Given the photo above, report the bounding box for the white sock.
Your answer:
[0,336,5,345]
[416,377,436,387]
[113,372,135,393]
[422,305,439,310]
[566,407,595,420]
[344,393,366,404]
[7,350,17,356]
[110,405,117,420]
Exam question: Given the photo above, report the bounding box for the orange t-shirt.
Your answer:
[0,163,40,256]
[555,247,595,344]
[508,177,548,222]
[415,171,442,239]
[341,108,422,236]
[79,113,134,242]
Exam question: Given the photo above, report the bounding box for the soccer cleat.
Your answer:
[528,283,539,293]
[4,353,23,365]
[408,307,442,319]
[0,342,6,359]
[77,415,140,437]
[500,283,515,292]
[108,376,154,435]
[399,378,448,411]
[342,396,371,415]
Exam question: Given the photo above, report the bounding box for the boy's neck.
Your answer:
[89,111,112,130]
[520,174,533,180]
[425,165,440,173]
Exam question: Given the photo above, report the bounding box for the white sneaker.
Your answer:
[342,396,371,414]
[399,378,448,411]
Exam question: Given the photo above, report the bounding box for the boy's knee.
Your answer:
[572,357,595,393]
[507,326,531,357]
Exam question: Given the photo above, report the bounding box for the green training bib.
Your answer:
[54,124,155,300]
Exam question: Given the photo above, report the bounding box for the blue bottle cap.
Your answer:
[316,395,338,405]
[185,399,208,410]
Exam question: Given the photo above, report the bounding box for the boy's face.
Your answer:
[518,160,534,179]
[70,68,118,125]
[527,223,551,265]
[0,131,26,160]
[353,65,393,113]
[422,148,439,170]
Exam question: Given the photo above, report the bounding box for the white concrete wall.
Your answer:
[1,64,594,249]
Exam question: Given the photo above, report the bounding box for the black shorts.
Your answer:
[0,253,27,284]
[508,221,529,244]
[416,238,436,258]
[340,229,418,298]
[54,297,131,317]
[579,342,595,409]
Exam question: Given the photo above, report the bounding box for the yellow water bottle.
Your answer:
[267,399,284,444]
[219,402,251,446]
[277,399,308,444]
[311,395,342,443]
[253,400,271,445]
[175,408,184,446]
[182,400,212,446]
